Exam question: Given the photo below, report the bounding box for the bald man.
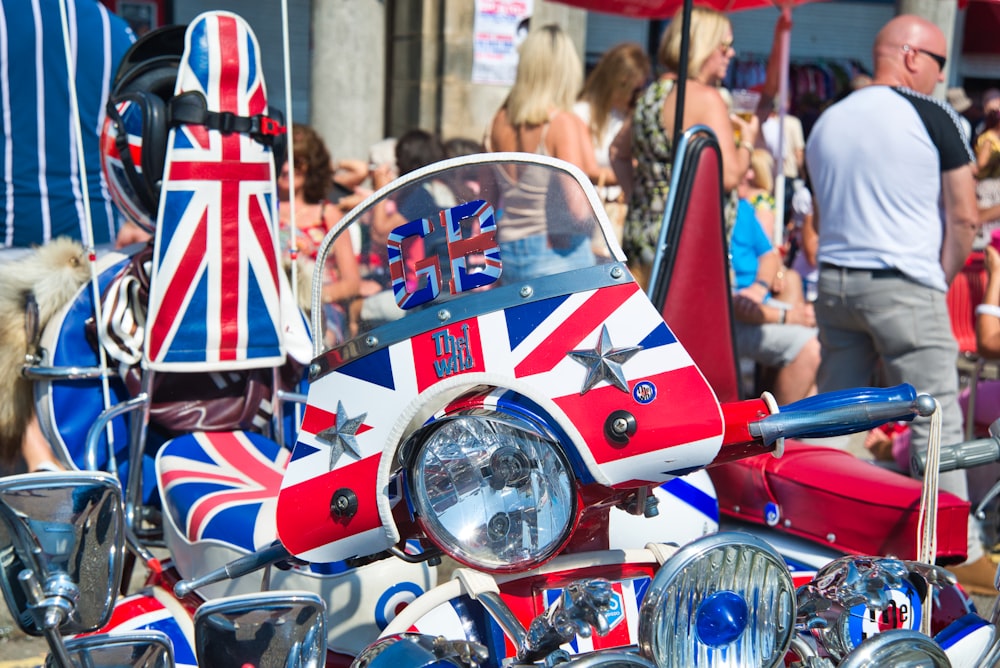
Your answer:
[805,16,988,590]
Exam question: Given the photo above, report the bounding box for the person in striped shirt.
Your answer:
[0,1,132,472]
[1,0,134,255]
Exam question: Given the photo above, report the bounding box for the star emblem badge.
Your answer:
[567,325,642,395]
[316,401,368,469]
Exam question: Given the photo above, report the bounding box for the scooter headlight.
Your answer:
[406,415,576,572]
[639,532,795,668]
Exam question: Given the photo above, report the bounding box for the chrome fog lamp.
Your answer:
[796,556,937,661]
[838,629,951,668]
[639,532,795,668]
[407,415,576,572]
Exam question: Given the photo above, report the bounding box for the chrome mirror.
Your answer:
[194,591,326,668]
[0,472,124,635]
[46,630,174,668]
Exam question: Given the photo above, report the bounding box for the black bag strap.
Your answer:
[168,91,285,145]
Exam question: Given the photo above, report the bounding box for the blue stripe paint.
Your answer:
[504,294,570,350]
[660,477,718,521]
[289,441,319,462]
[637,321,677,349]
[338,346,395,390]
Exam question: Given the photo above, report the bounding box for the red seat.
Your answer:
[647,127,741,402]
[945,251,997,437]
[947,251,985,357]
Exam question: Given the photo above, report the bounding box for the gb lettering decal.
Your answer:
[387,199,501,310]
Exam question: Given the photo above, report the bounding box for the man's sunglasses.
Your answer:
[902,44,947,70]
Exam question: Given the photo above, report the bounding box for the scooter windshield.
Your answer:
[311,152,621,356]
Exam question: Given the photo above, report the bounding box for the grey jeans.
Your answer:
[815,266,968,502]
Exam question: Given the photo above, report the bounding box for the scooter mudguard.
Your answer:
[709,441,971,562]
[80,587,197,668]
[157,430,436,655]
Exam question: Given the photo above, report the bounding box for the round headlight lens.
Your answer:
[408,415,576,572]
[639,532,795,668]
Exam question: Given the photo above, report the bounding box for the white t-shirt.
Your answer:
[761,113,805,179]
[806,85,974,292]
[573,100,625,201]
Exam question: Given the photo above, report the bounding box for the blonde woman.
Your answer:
[743,148,777,241]
[612,7,790,288]
[573,42,651,200]
[486,24,598,282]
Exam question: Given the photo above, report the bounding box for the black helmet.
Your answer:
[100,25,185,231]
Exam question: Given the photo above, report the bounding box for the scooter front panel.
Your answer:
[278,280,724,562]
[277,155,725,563]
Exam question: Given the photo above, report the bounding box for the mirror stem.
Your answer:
[18,570,74,668]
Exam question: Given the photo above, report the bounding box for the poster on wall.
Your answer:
[472,0,534,85]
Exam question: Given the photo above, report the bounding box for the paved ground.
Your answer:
[0,548,153,667]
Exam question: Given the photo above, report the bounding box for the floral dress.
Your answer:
[624,79,739,268]
[624,79,675,266]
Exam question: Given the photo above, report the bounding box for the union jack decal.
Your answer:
[86,591,198,668]
[158,431,290,551]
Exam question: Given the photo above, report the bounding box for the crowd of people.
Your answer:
[4,0,1000,597]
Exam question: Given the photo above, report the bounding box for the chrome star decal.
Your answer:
[567,325,642,395]
[316,401,368,470]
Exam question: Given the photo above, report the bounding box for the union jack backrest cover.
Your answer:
[145,12,284,372]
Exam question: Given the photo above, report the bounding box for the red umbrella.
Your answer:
[548,0,813,19]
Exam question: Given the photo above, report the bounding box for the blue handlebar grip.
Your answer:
[750,385,933,445]
[780,384,917,414]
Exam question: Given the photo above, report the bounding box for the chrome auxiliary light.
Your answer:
[639,532,795,667]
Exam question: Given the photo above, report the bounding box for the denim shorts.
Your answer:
[498,232,595,284]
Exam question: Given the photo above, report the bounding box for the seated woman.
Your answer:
[737,152,807,307]
[278,124,360,347]
[742,149,778,242]
[729,198,819,405]
[947,205,1000,433]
